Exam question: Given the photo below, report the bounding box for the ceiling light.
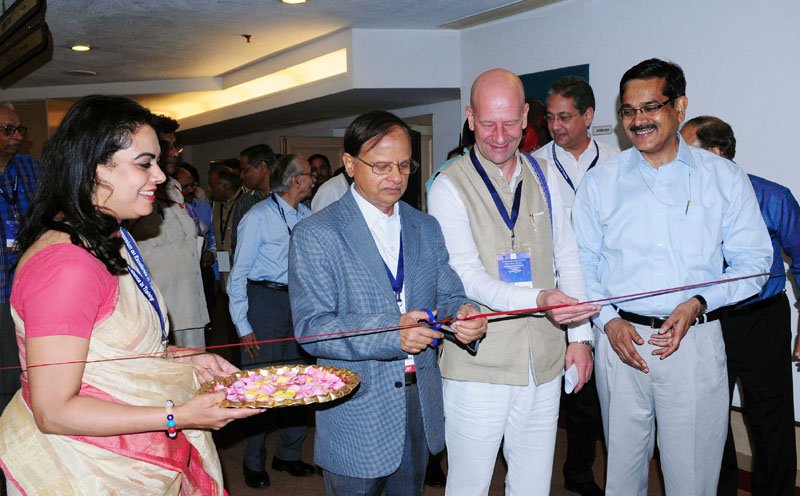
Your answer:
[70,44,92,52]
[165,48,347,120]
[63,70,97,77]
[281,0,306,4]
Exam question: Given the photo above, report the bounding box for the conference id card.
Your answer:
[217,251,231,272]
[497,249,533,288]
[4,220,18,251]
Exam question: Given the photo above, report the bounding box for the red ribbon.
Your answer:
[0,271,772,372]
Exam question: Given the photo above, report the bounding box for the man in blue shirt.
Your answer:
[0,103,39,413]
[228,154,316,489]
[572,59,772,495]
[681,116,799,496]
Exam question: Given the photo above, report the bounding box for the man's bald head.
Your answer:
[466,68,529,171]
[469,68,526,110]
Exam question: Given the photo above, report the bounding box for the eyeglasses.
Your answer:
[544,112,580,124]
[296,172,318,180]
[353,155,419,175]
[180,182,197,191]
[1,124,27,137]
[618,98,674,119]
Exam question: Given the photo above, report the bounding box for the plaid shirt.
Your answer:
[0,154,40,303]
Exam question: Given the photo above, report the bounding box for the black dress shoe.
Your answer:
[271,457,316,477]
[243,463,270,489]
[424,458,446,487]
[564,479,604,496]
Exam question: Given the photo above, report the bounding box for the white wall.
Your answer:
[184,99,463,181]
[459,0,800,436]
[460,0,800,192]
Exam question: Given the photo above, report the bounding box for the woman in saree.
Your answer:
[0,95,261,495]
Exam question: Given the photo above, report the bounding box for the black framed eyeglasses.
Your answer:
[353,156,419,175]
[180,182,197,191]
[618,98,674,119]
[0,124,27,137]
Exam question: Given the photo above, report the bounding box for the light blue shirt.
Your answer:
[572,136,772,330]
[228,193,311,336]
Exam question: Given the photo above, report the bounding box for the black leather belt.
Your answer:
[247,279,288,291]
[707,291,785,319]
[616,308,718,329]
[404,371,417,386]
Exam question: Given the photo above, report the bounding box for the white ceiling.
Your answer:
[20,0,532,87]
[2,0,559,140]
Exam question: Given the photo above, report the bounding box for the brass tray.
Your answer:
[198,364,360,409]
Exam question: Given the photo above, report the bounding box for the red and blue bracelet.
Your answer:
[165,400,177,438]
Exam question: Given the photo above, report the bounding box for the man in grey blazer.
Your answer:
[289,110,487,496]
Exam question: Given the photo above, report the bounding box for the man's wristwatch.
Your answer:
[573,340,594,352]
[692,294,708,315]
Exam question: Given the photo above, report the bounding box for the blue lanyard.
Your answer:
[551,141,599,192]
[521,152,553,228]
[271,193,293,235]
[0,169,20,219]
[119,227,167,343]
[469,148,524,241]
[382,236,404,303]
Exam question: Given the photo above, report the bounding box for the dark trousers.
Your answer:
[560,372,604,485]
[242,283,311,470]
[323,383,428,496]
[717,292,796,496]
[0,302,19,414]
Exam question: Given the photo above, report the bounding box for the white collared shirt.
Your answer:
[532,137,620,214]
[351,184,406,313]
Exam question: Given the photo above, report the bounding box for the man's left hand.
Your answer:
[648,297,704,359]
[565,342,594,393]
[451,305,488,344]
[536,289,600,325]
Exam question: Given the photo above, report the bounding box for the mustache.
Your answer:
[629,123,657,133]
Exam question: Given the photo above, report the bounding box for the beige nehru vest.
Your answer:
[439,149,565,386]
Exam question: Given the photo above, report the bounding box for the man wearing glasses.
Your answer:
[428,69,599,496]
[572,59,772,495]
[0,103,39,414]
[290,111,487,495]
[532,76,619,496]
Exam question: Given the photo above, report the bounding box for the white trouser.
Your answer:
[594,321,728,496]
[443,367,562,496]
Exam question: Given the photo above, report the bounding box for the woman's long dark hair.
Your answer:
[18,95,156,275]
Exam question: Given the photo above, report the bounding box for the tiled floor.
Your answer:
[205,293,752,496]
[213,421,750,496]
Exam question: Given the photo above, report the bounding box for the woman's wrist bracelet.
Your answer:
[165,400,177,438]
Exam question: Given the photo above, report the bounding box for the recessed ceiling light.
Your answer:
[63,70,97,77]
[70,44,92,52]
[281,0,306,4]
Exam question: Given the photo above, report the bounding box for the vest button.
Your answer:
[394,381,403,388]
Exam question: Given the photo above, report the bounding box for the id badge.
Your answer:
[217,251,231,272]
[497,248,533,288]
[4,220,18,251]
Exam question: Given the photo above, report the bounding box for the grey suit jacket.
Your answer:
[289,190,471,478]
